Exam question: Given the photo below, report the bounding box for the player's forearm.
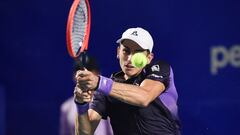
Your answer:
[75,113,93,135]
[75,102,94,135]
[96,76,165,107]
[109,82,152,107]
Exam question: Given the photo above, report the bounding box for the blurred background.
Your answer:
[0,0,240,135]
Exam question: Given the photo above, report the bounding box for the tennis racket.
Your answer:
[66,0,91,68]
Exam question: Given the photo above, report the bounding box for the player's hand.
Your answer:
[74,86,94,103]
[75,68,99,90]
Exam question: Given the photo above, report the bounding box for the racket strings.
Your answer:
[72,0,88,55]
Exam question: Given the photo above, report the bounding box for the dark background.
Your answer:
[0,0,240,135]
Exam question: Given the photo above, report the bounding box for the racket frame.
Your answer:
[66,0,91,58]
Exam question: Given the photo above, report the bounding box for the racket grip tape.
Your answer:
[75,51,89,70]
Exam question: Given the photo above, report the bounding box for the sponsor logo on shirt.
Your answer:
[149,74,163,79]
[151,65,160,72]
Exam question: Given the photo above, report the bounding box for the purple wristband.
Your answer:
[97,76,113,96]
[75,102,89,115]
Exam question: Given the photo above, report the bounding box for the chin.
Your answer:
[124,69,139,77]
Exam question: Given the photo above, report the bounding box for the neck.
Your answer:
[124,74,130,80]
[123,70,142,80]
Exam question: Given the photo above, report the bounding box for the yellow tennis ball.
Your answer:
[131,52,148,68]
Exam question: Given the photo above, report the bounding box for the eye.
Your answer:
[122,48,130,55]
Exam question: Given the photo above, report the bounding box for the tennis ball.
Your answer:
[131,52,148,68]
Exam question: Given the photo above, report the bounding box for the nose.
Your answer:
[127,54,133,62]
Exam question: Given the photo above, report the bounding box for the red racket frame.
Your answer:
[66,0,91,58]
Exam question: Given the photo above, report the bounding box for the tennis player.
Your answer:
[75,27,181,135]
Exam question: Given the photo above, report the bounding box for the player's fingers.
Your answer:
[81,92,91,98]
[75,70,82,78]
[77,75,91,82]
[87,90,93,95]
[82,98,91,102]
[74,86,82,93]
[75,70,87,80]
[74,91,82,97]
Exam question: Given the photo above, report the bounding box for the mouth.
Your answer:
[125,63,134,69]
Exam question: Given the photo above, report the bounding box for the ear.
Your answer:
[117,46,120,59]
[147,53,154,64]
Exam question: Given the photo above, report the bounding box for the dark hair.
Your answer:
[74,53,100,73]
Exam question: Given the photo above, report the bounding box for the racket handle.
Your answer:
[75,51,89,70]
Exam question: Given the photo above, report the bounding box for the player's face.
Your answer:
[117,39,152,80]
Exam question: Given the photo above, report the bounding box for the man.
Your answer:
[59,55,113,135]
[75,27,181,135]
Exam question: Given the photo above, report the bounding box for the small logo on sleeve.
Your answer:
[151,65,160,72]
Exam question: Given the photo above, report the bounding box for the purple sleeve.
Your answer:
[94,118,113,135]
[159,67,179,119]
[145,62,179,119]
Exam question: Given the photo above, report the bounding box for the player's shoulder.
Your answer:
[143,60,172,87]
[145,60,171,73]
[110,71,125,81]
[150,60,170,67]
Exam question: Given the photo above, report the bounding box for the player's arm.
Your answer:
[75,109,101,135]
[101,62,169,107]
[74,87,102,135]
[109,79,165,107]
[76,67,167,107]
[79,75,165,107]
